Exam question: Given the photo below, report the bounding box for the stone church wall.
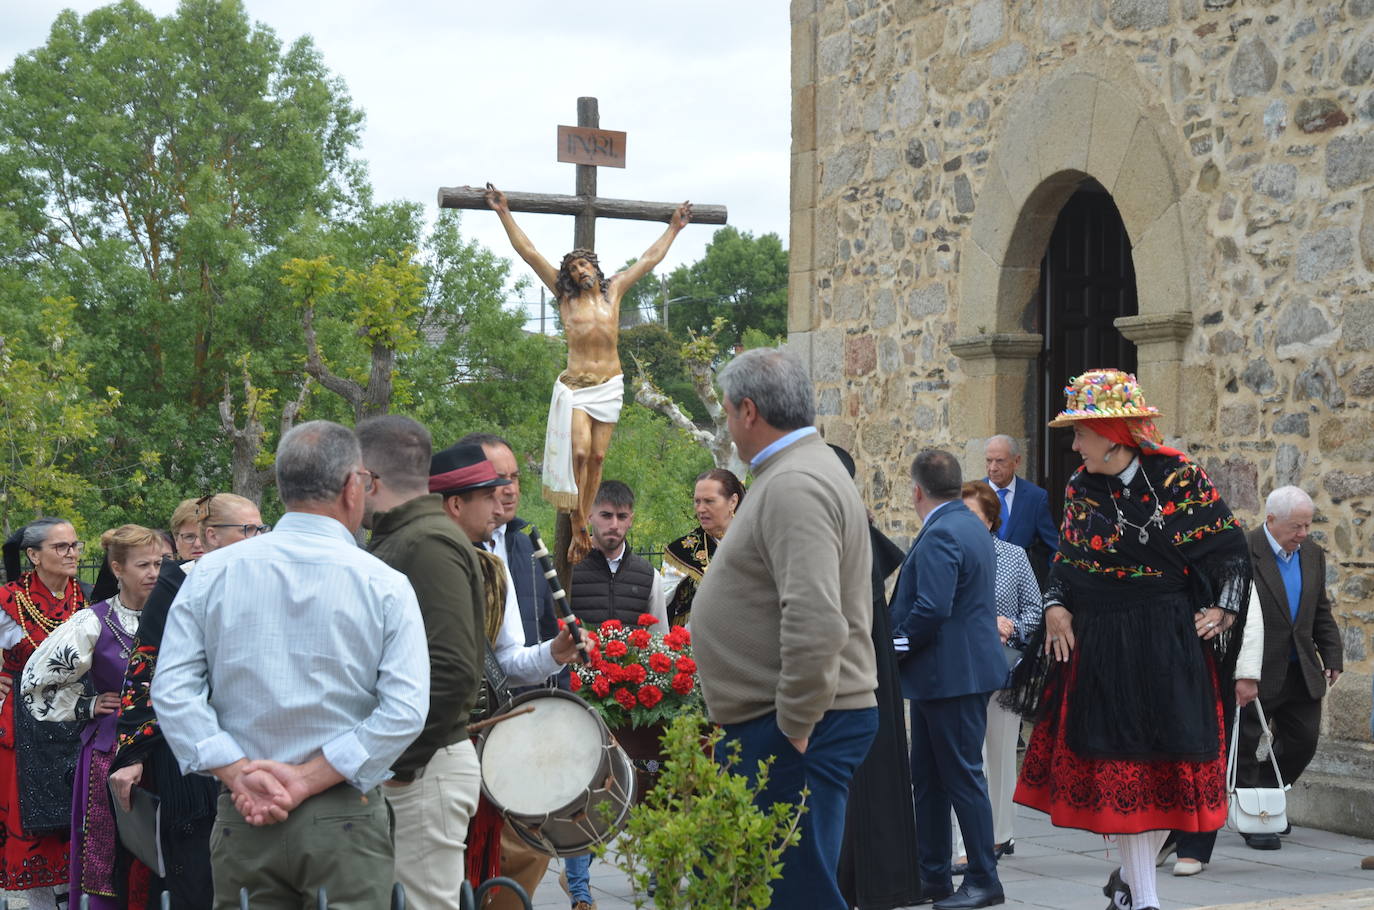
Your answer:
[788,0,1374,813]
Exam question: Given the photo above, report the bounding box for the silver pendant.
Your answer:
[1121,487,1131,499]
[1138,527,1150,544]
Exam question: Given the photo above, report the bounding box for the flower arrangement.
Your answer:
[570,614,703,729]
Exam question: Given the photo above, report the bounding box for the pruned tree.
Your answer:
[218,355,310,505]
[632,318,746,478]
[282,249,424,423]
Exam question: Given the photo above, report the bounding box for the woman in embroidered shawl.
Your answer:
[22,524,163,910]
[662,469,745,626]
[108,493,262,910]
[0,519,85,910]
[1008,370,1252,910]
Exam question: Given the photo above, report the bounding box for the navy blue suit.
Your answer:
[890,500,1005,891]
[988,476,1058,561]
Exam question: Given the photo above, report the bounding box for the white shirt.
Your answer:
[1262,523,1297,563]
[153,511,430,792]
[489,544,562,686]
[490,523,508,561]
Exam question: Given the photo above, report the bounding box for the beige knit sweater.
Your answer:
[692,432,878,739]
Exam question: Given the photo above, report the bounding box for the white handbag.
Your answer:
[1226,699,1289,835]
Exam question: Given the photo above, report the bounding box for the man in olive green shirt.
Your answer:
[358,415,495,909]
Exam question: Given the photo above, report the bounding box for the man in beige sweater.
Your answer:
[693,347,878,910]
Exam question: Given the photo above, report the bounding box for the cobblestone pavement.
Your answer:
[6,806,1370,909]
[524,805,1374,909]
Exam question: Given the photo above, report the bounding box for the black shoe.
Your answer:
[932,882,1006,909]
[1103,867,1131,910]
[1281,822,1292,835]
[915,880,955,904]
[1243,832,1282,850]
[993,839,1015,859]
[950,861,969,876]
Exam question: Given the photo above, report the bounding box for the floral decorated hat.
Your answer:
[1048,368,1162,427]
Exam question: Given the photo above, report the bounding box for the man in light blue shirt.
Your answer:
[154,420,429,909]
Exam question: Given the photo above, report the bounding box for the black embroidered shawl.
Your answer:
[1007,453,1252,761]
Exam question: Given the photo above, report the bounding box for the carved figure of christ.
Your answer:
[484,184,692,563]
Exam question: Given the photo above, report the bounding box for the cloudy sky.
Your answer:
[3,1,791,324]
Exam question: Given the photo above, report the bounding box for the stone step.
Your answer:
[1192,888,1374,909]
[1286,769,1374,839]
[1304,739,1374,778]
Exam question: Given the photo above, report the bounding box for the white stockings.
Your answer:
[1117,830,1169,909]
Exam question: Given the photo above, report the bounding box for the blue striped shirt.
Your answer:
[153,511,430,792]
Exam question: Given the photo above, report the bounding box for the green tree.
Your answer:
[0,295,132,535]
[0,0,364,526]
[661,227,788,347]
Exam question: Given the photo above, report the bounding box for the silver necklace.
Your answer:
[102,595,135,660]
[1108,466,1165,545]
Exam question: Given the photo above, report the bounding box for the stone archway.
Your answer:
[950,60,1202,450]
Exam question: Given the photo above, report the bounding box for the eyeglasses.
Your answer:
[176,532,201,545]
[354,470,379,493]
[208,524,272,537]
[45,541,84,556]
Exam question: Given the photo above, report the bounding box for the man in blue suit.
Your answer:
[892,450,1007,909]
[984,435,1058,585]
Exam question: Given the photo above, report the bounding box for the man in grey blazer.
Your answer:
[1238,485,1342,850]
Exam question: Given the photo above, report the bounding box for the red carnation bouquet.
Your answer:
[569,614,703,728]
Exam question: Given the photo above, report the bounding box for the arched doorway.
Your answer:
[1036,180,1138,511]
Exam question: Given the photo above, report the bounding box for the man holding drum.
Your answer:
[357,416,489,909]
[430,440,587,909]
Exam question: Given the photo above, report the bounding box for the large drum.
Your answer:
[477,688,635,857]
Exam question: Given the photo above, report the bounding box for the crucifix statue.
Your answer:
[438,97,727,567]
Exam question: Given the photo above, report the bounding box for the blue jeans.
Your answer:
[565,852,592,903]
[720,707,878,910]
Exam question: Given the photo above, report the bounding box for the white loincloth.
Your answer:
[542,373,624,511]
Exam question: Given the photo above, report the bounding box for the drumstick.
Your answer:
[527,526,591,665]
[468,704,537,733]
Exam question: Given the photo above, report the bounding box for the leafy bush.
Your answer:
[598,712,805,910]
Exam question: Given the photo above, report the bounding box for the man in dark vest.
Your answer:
[572,481,666,628]
[563,480,665,909]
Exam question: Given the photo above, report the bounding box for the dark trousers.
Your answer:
[1176,665,1321,862]
[1238,663,1323,789]
[720,707,878,910]
[910,692,1000,890]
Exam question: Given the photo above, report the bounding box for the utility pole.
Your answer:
[540,286,546,335]
[661,274,669,331]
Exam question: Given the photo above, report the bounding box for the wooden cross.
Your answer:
[436,97,728,252]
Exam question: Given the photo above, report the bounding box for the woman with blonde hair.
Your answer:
[24,524,164,909]
[110,493,265,910]
[168,498,206,561]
